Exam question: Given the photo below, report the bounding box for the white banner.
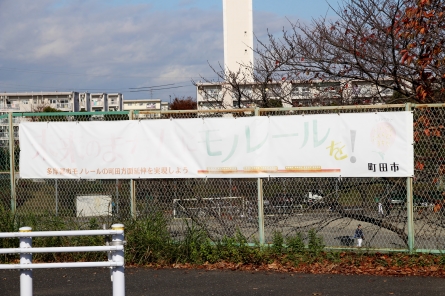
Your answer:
[19,112,413,179]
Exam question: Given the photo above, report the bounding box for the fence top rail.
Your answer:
[258,104,407,112]
[0,229,123,238]
[17,111,130,117]
[2,103,444,119]
[412,103,445,108]
[137,108,255,114]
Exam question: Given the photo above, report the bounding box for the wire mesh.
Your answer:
[3,104,442,251]
[263,177,408,249]
[412,106,445,250]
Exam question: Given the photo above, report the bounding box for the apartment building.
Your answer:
[90,93,107,112]
[0,91,79,112]
[196,80,394,109]
[79,92,90,111]
[0,91,124,147]
[107,93,123,111]
[123,99,168,118]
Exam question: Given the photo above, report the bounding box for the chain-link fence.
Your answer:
[2,104,445,253]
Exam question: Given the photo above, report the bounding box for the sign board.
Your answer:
[76,195,112,217]
[19,112,414,179]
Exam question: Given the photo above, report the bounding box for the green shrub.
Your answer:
[308,229,325,256]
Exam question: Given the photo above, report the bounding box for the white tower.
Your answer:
[223,0,254,77]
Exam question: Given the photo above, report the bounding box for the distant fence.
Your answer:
[1,104,445,253]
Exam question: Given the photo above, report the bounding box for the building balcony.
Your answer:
[52,103,72,110]
[0,104,20,111]
[91,101,104,107]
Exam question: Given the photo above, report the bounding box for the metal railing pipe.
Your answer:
[0,261,124,270]
[0,229,123,238]
[0,245,124,254]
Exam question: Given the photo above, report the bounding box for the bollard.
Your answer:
[111,224,125,296]
[19,226,33,296]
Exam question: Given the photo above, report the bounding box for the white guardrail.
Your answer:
[0,224,125,296]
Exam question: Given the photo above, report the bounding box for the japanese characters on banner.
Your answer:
[19,112,414,179]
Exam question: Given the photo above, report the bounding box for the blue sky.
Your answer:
[0,0,337,102]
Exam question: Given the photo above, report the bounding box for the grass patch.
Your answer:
[1,209,445,277]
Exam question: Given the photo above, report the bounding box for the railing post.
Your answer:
[111,224,125,296]
[406,102,415,253]
[19,226,32,296]
[129,110,136,218]
[8,112,16,213]
[254,107,265,244]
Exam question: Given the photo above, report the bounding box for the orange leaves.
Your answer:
[423,11,435,18]
[401,51,410,64]
[417,115,431,127]
[415,161,425,171]
[416,85,429,101]
[414,131,420,142]
[422,127,441,137]
[423,127,441,137]
[161,253,445,278]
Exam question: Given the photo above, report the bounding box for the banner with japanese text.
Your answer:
[19,112,414,179]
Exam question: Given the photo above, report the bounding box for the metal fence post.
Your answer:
[55,179,59,216]
[129,110,136,218]
[406,103,415,253]
[8,112,16,213]
[257,178,265,244]
[19,226,33,296]
[254,107,265,244]
[111,224,125,296]
[116,179,120,216]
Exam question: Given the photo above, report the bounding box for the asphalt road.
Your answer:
[1,267,444,296]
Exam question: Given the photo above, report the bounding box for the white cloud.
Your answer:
[0,0,293,99]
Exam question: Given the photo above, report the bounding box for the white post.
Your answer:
[111,224,125,296]
[19,226,33,296]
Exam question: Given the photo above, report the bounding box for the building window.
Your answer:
[23,100,29,104]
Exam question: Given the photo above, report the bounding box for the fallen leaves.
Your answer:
[132,253,445,278]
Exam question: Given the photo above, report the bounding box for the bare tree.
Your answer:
[197,0,444,107]
[255,0,444,103]
[191,0,445,246]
